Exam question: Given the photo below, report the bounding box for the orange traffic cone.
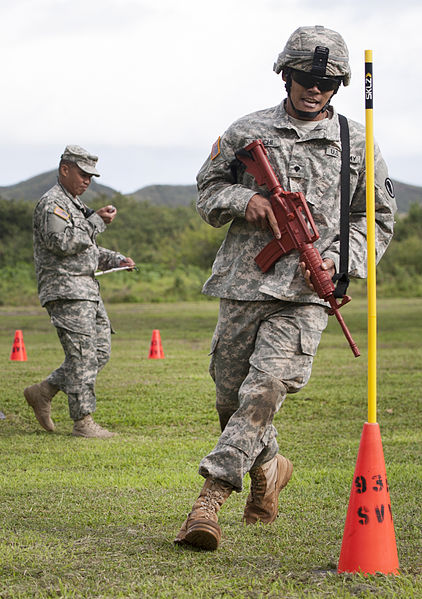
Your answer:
[338,422,399,575]
[148,329,164,359]
[10,330,27,361]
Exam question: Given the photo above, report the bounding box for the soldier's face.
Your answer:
[60,164,93,197]
[285,77,335,121]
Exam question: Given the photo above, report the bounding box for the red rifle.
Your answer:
[235,139,360,357]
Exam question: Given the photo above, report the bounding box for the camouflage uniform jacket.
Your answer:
[33,182,124,306]
[197,101,396,303]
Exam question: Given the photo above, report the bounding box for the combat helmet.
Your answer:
[274,26,351,119]
[274,25,351,85]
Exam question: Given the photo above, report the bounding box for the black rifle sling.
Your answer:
[332,113,351,298]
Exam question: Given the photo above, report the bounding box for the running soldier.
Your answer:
[175,26,396,550]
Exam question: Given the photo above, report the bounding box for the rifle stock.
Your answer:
[235,139,360,358]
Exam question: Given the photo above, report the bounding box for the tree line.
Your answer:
[0,195,421,305]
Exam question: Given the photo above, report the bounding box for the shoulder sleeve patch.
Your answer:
[210,136,221,160]
[385,178,395,198]
[53,205,70,221]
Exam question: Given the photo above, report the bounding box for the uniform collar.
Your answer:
[273,100,340,141]
[57,179,85,209]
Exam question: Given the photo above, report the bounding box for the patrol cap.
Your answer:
[273,25,351,86]
[60,145,100,176]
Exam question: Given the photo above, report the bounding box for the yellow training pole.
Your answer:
[338,52,399,575]
[365,50,377,424]
[337,53,400,573]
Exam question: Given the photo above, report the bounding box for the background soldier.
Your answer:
[175,26,396,550]
[24,145,135,438]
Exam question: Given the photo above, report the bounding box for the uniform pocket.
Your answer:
[46,300,96,335]
[299,327,322,357]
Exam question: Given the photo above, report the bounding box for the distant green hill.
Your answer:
[0,169,420,213]
[0,171,196,206]
[0,171,116,203]
[391,181,422,213]
[128,184,197,206]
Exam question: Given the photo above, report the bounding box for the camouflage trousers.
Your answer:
[198,298,328,491]
[45,298,111,421]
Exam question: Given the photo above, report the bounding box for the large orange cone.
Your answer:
[10,330,27,361]
[338,422,399,575]
[148,329,164,359]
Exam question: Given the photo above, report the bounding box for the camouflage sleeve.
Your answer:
[348,143,396,278]
[39,199,107,257]
[322,141,396,279]
[196,135,257,228]
[97,247,125,271]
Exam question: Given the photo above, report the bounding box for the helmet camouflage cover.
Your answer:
[273,25,351,86]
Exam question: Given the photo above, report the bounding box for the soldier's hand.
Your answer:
[119,257,136,271]
[245,194,281,239]
[300,258,335,291]
[97,205,117,224]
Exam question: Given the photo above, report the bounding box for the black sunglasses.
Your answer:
[291,69,341,92]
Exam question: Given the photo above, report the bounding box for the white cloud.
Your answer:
[1,0,421,189]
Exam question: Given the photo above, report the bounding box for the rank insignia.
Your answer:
[54,206,70,220]
[210,136,221,160]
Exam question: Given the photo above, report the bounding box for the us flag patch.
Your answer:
[210,136,221,160]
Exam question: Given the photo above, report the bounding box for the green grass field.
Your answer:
[0,299,421,598]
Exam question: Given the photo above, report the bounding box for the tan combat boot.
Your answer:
[72,415,116,439]
[174,477,233,550]
[243,453,293,525]
[24,380,58,431]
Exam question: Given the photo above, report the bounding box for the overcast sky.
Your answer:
[1,0,421,193]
